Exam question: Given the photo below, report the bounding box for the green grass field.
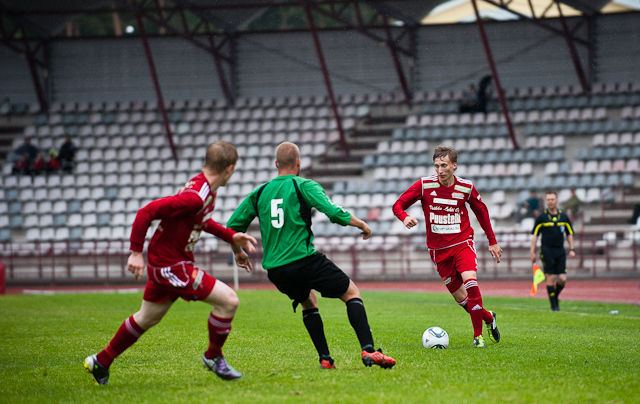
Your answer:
[1,289,639,404]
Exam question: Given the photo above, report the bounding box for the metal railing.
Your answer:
[1,231,638,287]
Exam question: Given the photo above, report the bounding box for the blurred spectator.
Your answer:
[32,153,46,175]
[476,74,492,114]
[459,84,478,113]
[562,188,581,222]
[12,155,30,175]
[522,190,541,218]
[13,137,39,165]
[458,75,493,114]
[58,135,77,173]
[630,204,640,225]
[46,149,60,174]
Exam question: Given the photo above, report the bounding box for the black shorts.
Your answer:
[540,246,567,275]
[267,253,351,312]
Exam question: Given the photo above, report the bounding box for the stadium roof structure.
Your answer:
[0,0,628,158]
[0,0,617,37]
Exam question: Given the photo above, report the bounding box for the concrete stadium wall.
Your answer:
[0,12,637,104]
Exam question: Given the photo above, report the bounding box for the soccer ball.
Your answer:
[422,326,449,349]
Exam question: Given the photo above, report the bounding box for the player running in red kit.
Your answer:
[83,141,257,384]
[393,145,502,348]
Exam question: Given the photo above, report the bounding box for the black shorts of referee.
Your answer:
[540,245,567,275]
[267,253,351,312]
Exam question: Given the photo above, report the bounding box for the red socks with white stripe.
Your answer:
[463,278,487,338]
[457,296,494,324]
[205,313,233,360]
[97,315,146,369]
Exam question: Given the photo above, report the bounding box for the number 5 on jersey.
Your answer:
[271,198,284,228]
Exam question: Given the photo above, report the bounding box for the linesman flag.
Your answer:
[530,264,545,296]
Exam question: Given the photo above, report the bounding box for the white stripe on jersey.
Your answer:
[198,182,211,202]
[455,176,474,186]
[422,175,438,196]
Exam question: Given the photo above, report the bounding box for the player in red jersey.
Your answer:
[83,141,257,384]
[393,145,502,348]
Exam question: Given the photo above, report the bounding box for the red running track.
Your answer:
[4,280,640,305]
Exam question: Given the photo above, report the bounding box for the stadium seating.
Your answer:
[1,81,639,245]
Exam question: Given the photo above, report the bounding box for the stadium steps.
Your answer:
[305,110,407,187]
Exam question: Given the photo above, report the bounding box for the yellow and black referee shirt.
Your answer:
[531,209,573,248]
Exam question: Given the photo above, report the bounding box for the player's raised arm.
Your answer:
[301,180,351,225]
[393,179,423,229]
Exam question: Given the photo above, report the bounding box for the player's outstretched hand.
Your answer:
[360,222,372,240]
[403,216,418,229]
[127,251,145,281]
[232,232,257,254]
[489,244,503,263]
[235,250,253,272]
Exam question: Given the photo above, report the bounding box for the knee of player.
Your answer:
[225,289,240,311]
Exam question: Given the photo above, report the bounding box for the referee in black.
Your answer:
[530,191,575,311]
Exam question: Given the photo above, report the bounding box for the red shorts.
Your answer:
[143,261,217,303]
[429,240,477,293]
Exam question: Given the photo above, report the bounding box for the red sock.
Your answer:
[97,315,146,369]
[205,313,233,360]
[464,279,484,338]
[457,296,493,324]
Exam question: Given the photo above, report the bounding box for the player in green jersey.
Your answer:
[227,142,396,370]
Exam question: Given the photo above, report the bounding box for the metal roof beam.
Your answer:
[481,0,590,46]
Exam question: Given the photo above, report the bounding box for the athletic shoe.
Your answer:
[361,349,396,369]
[473,335,486,348]
[202,354,242,380]
[488,310,500,343]
[83,354,110,385]
[320,358,336,369]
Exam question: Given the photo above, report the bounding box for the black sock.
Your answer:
[546,285,557,309]
[302,308,330,360]
[555,283,565,297]
[346,298,375,353]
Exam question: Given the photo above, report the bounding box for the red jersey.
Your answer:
[130,172,236,267]
[393,174,497,250]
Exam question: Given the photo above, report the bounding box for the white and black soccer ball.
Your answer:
[422,326,449,349]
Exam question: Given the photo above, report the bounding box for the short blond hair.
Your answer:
[204,141,238,174]
[433,145,458,164]
[276,142,300,170]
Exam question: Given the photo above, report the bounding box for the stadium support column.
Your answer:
[0,11,50,113]
[135,12,179,162]
[382,16,412,107]
[303,5,350,159]
[470,0,519,150]
[556,1,590,94]
[21,33,49,114]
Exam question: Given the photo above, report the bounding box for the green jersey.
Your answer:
[227,175,351,269]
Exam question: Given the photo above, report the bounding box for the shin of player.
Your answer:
[83,141,257,385]
[393,145,502,348]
